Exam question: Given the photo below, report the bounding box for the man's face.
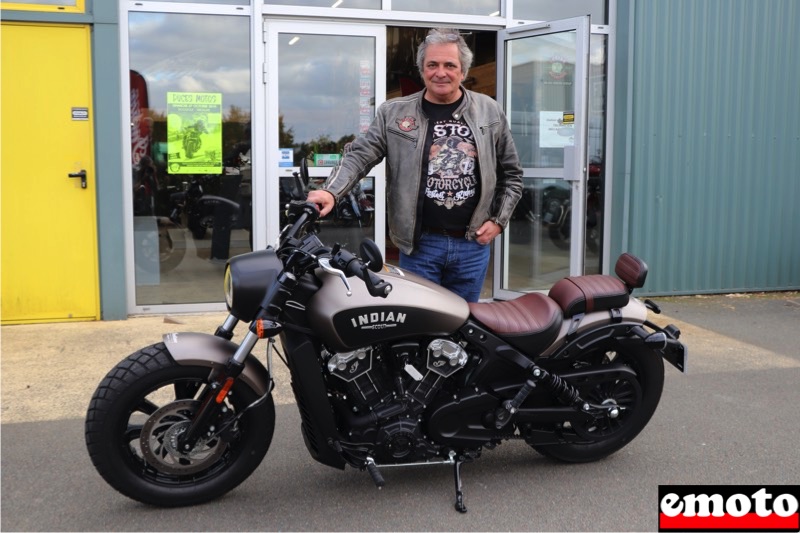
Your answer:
[422,42,465,105]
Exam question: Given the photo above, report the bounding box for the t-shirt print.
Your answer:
[425,120,478,210]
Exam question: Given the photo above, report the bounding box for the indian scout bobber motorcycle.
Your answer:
[85,163,687,513]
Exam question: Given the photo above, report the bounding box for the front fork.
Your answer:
[178,269,298,451]
[177,327,260,451]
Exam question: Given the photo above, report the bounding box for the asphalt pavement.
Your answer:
[1,291,799,531]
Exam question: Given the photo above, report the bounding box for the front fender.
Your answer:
[163,332,270,396]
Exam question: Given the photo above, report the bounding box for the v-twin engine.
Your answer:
[323,338,469,463]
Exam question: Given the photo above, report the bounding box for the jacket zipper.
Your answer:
[479,120,501,135]
[389,129,418,146]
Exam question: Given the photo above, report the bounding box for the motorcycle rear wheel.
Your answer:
[85,342,275,506]
[531,346,664,463]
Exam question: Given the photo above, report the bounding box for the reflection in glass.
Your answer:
[278,33,376,249]
[507,31,577,169]
[129,12,251,306]
[584,34,607,275]
[506,179,572,290]
[391,0,500,16]
[503,30,607,291]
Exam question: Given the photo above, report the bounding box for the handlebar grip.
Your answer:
[365,269,392,298]
[336,251,391,298]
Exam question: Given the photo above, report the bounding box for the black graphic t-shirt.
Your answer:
[421,96,481,231]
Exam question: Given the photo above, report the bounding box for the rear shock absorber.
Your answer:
[494,366,587,429]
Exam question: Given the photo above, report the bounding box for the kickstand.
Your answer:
[453,456,467,513]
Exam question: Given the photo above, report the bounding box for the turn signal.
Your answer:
[215,377,235,403]
[254,318,282,338]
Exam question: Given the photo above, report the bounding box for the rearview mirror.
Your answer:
[359,239,383,272]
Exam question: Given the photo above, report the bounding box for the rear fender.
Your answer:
[163,332,270,395]
[545,322,687,373]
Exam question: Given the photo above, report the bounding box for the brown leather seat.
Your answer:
[468,292,563,355]
[547,253,648,318]
[548,275,629,318]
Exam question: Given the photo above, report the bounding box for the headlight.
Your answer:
[223,265,234,309]
[224,249,282,321]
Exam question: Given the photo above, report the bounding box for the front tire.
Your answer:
[531,346,664,463]
[85,343,275,506]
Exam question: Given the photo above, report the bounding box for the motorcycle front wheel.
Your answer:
[530,345,664,463]
[85,343,275,506]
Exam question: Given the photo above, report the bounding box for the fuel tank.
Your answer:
[306,264,469,352]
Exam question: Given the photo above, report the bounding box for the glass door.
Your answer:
[494,16,591,298]
[264,22,386,253]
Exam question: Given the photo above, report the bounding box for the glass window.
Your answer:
[512,0,606,25]
[386,28,497,99]
[265,0,380,8]
[277,32,377,249]
[584,33,607,275]
[504,31,607,291]
[129,12,251,306]
[391,0,500,16]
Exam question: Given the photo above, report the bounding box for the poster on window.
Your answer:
[539,110,575,148]
[166,92,223,174]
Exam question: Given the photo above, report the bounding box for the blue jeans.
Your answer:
[399,233,490,303]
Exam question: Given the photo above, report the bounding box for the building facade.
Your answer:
[1,0,797,323]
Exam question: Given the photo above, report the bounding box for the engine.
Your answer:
[322,337,470,464]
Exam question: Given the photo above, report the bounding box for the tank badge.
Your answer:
[350,311,407,330]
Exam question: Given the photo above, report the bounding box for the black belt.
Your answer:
[422,226,467,238]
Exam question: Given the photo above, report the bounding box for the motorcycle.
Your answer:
[133,155,185,273]
[544,161,603,254]
[182,120,206,160]
[170,174,250,243]
[333,179,374,228]
[86,161,687,513]
[323,143,374,228]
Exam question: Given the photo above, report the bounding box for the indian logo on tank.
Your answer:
[350,311,407,330]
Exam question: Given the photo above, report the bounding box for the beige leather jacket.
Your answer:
[324,88,523,255]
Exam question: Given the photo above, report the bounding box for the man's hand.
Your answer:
[475,220,502,245]
[307,189,336,217]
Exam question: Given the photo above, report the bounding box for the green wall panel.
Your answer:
[613,0,799,294]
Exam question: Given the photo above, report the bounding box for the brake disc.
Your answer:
[140,399,226,475]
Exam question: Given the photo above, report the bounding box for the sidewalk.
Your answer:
[2,291,799,425]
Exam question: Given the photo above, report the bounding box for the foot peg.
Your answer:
[365,458,385,489]
[495,378,537,429]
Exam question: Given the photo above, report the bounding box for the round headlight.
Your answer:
[223,265,234,309]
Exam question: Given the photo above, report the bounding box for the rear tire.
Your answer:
[85,343,275,506]
[531,346,664,463]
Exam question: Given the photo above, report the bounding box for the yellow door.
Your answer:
[1,22,99,323]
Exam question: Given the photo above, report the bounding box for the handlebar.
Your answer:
[279,201,391,298]
[330,246,392,298]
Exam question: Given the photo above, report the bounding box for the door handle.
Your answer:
[68,169,87,189]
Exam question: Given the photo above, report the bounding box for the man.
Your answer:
[308,28,523,302]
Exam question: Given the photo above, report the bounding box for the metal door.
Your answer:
[1,23,99,323]
[263,21,386,253]
[494,16,591,298]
